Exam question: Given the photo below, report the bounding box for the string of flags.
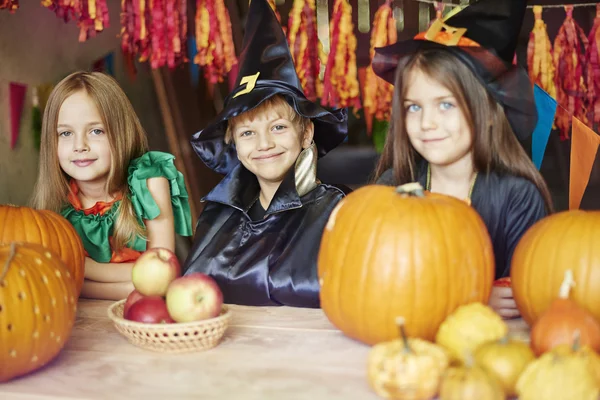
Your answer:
[3,52,115,151]
[531,84,600,211]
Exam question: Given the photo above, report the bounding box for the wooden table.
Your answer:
[0,300,530,400]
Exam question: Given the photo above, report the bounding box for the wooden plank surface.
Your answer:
[0,300,530,400]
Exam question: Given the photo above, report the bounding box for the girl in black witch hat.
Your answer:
[181,0,349,308]
[372,0,553,319]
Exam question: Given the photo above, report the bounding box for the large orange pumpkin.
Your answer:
[0,205,85,295]
[318,183,495,345]
[0,242,78,382]
[511,210,600,326]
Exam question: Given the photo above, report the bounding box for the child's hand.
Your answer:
[489,286,520,319]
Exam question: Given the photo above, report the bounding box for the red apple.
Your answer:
[132,247,181,296]
[125,296,175,324]
[165,273,224,323]
[123,289,146,319]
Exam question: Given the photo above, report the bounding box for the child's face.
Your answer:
[403,68,472,168]
[232,109,312,187]
[56,90,112,186]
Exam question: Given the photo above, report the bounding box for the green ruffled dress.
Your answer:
[61,151,193,263]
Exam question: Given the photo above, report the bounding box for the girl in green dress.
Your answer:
[31,71,192,301]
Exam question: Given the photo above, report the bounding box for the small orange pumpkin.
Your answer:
[0,205,85,295]
[0,242,78,382]
[318,183,495,345]
[511,210,600,325]
[530,269,600,356]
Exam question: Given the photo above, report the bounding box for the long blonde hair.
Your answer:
[373,49,554,213]
[31,71,149,251]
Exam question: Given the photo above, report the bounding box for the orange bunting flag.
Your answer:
[194,0,238,83]
[586,5,600,130]
[322,0,361,112]
[288,0,323,102]
[554,5,589,140]
[527,6,556,99]
[569,117,600,210]
[363,0,396,135]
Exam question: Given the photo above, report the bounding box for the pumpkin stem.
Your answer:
[558,269,576,299]
[572,330,581,352]
[395,317,413,353]
[395,182,425,197]
[464,352,475,368]
[1,243,17,283]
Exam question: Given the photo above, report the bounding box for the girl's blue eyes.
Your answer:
[439,102,454,111]
[405,102,455,112]
[58,128,104,137]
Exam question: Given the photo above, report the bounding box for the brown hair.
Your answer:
[224,95,310,143]
[373,49,554,212]
[31,71,149,251]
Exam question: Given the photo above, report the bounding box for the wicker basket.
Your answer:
[107,299,231,353]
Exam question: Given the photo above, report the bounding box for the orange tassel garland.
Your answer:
[194,0,238,83]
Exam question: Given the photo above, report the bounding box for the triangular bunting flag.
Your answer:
[532,84,557,170]
[569,117,600,209]
[104,52,115,76]
[9,82,26,150]
[92,52,115,75]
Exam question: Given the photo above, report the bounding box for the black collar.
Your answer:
[203,163,302,216]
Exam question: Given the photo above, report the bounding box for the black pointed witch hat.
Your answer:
[372,0,536,141]
[190,0,348,176]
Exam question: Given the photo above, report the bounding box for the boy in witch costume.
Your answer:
[371,0,553,318]
[182,0,349,308]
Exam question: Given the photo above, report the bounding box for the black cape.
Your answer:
[182,163,349,308]
[376,166,547,278]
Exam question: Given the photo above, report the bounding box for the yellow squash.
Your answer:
[439,356,505,400]
[474,336,535,397]
[436,302,507,364]
[368,317,449,400]
[551,332,600,387]
[516,343,599,400]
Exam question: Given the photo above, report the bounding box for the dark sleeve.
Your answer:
[375,168,395,186]
[501,181,547,277]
